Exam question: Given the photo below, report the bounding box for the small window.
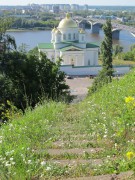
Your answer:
[73,33,76,39]
[88,59,90,66]
[63,34,66,40]
[68,33,71,40]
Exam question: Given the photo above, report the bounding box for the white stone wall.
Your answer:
[79,33,86,43]
[60,51,85,66]
[85,49,98,66]
[40,49,55,61]
[40,47,99,67]
[60,65,131,76]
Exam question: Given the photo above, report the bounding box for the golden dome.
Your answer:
[58,13,78,29]
[52,27,56,33]
[55,29,61,34]
[80,29,85,34]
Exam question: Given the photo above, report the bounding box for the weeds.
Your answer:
[0,69,135,179]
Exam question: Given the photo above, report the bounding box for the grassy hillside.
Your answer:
[0,69,135,179]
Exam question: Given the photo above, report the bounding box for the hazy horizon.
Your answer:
[0,0,135,6]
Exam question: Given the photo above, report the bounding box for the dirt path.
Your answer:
[66,77,94,103]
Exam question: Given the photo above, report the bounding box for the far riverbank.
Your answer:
[7,27,52,32]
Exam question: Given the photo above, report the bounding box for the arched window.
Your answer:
[63,34,66,40]
[68,33,71,40]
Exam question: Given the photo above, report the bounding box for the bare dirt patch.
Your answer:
[47,148,103,156]
[65,171,134,180]
[49,159,103,166]
[66,77,94,103]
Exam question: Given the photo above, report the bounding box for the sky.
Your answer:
[0,0,135,6]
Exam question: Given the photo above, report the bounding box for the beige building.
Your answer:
[38,13,99,66]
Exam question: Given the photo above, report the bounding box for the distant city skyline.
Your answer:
[0,0,135,6]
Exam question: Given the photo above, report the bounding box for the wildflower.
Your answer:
[27,160,32,164]
[125,96,134,103]
[5,162,11,167]
[10,157,14,161]
[41,161,46,166]
[126,151,134,160]
[11,161,15,165]
[46,166,51,171]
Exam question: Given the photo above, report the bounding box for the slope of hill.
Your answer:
[0,69,135,179]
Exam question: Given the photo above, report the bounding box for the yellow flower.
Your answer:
[126,151,134,160]
[125,96,134,103]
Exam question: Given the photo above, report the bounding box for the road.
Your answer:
[66,77,94,103]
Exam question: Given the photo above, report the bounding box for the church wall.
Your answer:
[60,51,85,66]
[58,28,79,41]
[39,47,99,67]
[55,50,60,60]
[85,49,98,66]
[40,49,55,61]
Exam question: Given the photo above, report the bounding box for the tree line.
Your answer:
[0,18,69,123]
[12,18,59,30]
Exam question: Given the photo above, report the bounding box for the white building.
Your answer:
[38,13,99,66]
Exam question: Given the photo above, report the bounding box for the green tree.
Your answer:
[0,17,16,73]
[0,18,70,121]
[0,17,16,52]
[3,51,69,110]
[130,44,135,51]
[113,44,123,56]
[89,19,113,94]
[101,19,113,78]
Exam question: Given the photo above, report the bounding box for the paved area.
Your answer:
[66,77,94,103]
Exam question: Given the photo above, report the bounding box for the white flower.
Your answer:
[10,150,14,154]
[114,143,117,147]
[27,160,32,164]
[46,166,51,171]
[5,162,11,167]
[5,152,10,156]
[41,161,46,166]
[11,162,15,165]
[10,157,14,161]
[0,136,2,143]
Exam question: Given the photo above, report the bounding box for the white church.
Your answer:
[38,13,99,67]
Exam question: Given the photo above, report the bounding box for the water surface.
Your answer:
[8,29,135,52]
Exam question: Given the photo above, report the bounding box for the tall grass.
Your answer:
[0,69,135,179]
[0,101,66,179]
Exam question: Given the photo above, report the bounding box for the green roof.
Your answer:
[60,45,83,52]
[86,43,99,48]
[38,43,54,49]
[62,40,79,44]
[38,42,99,50]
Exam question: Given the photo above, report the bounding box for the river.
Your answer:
[7,29,135,52]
